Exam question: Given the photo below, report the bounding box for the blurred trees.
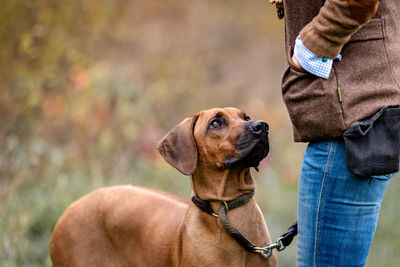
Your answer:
[1,1,125,180]
[0,0,288,184]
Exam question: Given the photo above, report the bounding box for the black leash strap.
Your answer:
[191,193,298,258]
[278,221,298,247]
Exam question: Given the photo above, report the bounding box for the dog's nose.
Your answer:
[250,120,269,135]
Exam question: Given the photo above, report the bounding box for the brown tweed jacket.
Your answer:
[281,0,400,142]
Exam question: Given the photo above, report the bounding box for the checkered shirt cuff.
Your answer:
[294,36,341,79]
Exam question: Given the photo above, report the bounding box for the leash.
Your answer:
[191,192,298,259]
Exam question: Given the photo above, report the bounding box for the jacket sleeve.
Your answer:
[299,0,379,59]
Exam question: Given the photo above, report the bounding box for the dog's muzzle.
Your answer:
[225,120,269,170]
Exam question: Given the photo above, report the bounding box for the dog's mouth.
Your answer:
[224,125,269,171]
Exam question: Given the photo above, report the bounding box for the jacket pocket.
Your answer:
[287,46,308,73]
[350,18,384,42]
[336,18,400,129]
[281,46,346,142]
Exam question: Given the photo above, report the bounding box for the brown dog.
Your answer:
[50,107,277,266]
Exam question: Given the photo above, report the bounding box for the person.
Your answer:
[271,0,400,266]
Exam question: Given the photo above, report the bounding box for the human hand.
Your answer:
[291,53,303,70]
[269,0,284,19]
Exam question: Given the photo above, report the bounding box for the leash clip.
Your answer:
[255,236,287,259]
[275,236,287,251]
[256,246,273,259]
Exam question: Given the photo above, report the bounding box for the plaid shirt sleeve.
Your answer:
[294,36,341,79]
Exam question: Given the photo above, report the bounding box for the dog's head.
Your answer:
[157,107,269,175]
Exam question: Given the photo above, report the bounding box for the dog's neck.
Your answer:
[191,167,256,201]
[189,166,271,256]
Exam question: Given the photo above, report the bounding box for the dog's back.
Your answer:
[50,185,190,267]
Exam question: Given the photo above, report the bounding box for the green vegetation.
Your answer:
[1,1,399,266]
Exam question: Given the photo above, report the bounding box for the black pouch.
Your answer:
[343,105,400,177]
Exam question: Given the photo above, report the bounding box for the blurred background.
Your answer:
[0,1,399,266]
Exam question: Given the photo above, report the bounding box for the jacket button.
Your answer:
[322,57,327,62]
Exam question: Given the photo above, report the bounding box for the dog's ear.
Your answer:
[157,115,199,175]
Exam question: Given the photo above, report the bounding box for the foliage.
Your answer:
[1,1,399,266]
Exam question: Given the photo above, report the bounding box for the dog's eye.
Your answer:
[209,118,223,129]
[244,115,250,121]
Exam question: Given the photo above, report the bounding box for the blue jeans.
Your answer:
[297,139,393,267]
